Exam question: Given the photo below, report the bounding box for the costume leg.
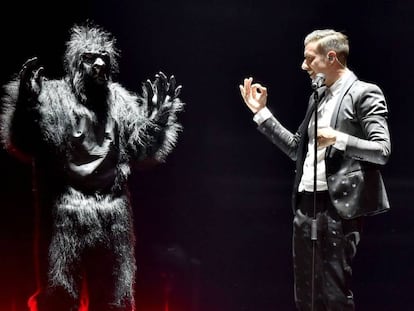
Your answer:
[86,205,136,311]
[32,229,83,311]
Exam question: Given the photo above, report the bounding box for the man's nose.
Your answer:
[301,60,308,71]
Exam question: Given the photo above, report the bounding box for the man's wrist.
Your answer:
[253,106,272,125]
[333,131,349,150]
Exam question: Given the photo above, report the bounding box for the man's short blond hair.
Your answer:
[304,29,349,65]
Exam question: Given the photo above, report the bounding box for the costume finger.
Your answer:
[31,66,45,95]
[174,85,182,98]
[168,75,176,96]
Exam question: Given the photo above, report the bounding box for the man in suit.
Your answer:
[239,29,391,310]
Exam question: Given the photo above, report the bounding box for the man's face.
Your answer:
[301,41,329,81]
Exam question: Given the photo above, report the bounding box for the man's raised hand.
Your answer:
[239,77,268,114]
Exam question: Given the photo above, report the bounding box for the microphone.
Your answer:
[311,73,326,90]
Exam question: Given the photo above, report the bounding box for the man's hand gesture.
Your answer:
[239,77,268,114]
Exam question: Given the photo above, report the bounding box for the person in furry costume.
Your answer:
[0,23,184,311]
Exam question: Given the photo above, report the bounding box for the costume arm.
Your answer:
[344,83,391,165]
[138,72,184,162]
[0,58,44,161]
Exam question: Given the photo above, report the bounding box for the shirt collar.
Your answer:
[327,68,352,97]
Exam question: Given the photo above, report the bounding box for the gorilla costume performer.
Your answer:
[0,23,184,311]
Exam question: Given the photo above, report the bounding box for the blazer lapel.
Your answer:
[330,71,358,128]
[326,71,358,158]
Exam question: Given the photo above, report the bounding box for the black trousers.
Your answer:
[293,191,363,311]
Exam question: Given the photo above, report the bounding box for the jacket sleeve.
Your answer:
[344,82,391,165]
[257,113,306,161]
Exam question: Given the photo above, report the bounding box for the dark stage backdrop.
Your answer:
[0,0,413,310]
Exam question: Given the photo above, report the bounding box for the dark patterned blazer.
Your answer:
[258,71,391,219]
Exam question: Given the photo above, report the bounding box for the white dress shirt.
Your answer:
[254,70,352,192]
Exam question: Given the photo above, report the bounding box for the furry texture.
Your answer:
[0,23,184,311]
[64,23,120,103]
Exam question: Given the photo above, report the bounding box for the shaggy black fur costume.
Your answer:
[0,23,184,311]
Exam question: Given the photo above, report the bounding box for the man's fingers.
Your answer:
[244,83,251,99]
[261,86,268,97]
[239,85,245,97]
[251,83,266,93]
[243,77,251,90]
[317,127,335,138]
[242,77,268,101]
[251,84,267,100]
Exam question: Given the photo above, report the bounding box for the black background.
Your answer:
[0,0,413,310]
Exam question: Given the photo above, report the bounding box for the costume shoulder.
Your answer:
[38,79,76,110]
[41,79,72,96]
[108,82,138,102]
[108,82,141,118]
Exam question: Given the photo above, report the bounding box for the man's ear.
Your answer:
[327,51,336,63]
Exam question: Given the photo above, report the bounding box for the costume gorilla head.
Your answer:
[63,23,120,103]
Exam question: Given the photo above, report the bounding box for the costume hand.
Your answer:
[156,71,182,101]
[239,77,268,114]
[143,71,183,123]
[317,127,337,148]
[19,57,45,100]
